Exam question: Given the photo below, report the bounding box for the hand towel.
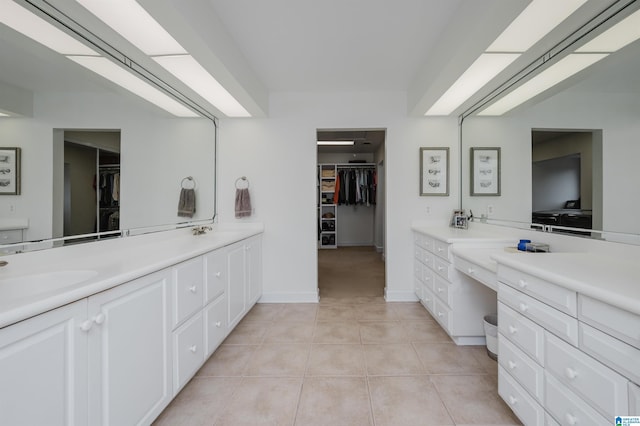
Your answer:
[178,188,196,218]
[235,188,252,218]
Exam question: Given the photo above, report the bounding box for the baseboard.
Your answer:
[375,245,384,253]
[452,336,487,346]
[337,242,375,247]
[258,291,319,303]
[384,289,419,302]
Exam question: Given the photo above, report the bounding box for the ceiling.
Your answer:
[1,0,636,119]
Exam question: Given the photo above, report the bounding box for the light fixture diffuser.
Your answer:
[68,56,199,117]
[76,0,187,56]
[478,53,608,115]
[317,141,354,146]
[0,0,97,55]
[0,112,9,117]
[153,55,251,117]
[425,53,520,116]
[576,8,640,53]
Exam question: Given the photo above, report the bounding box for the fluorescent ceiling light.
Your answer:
[317,141,354,146]
[0,0,97,55]
[425,53,520,116]
[478,53,608,116]
[0,112,9,117]
[576,8,640,53]
[488,0,587,52]
[68,56,198,117]
[154,55,250,117]
[76,0,186,56]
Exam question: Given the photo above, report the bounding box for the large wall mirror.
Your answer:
[461,0,640,244]
[0,1,216,252]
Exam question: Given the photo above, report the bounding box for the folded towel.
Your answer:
[178,188,196,218]
[235,188,252,218]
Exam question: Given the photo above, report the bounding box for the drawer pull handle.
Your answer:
[80,320,93,332]
[437,266,444,271]
[216,272,222,278]
[508,325,518,334]
[215,321,222,328]
[437,247,444,252]
[565,367,578,380]
[437,312,444,318]
[565,413,578,425]
[188,285,197,293]
[518,303,528,312]
[189,345,197,353]
[468,268,475,274]
[518,279,527,289]
[437,287,443,293]
[508,360,517,370]
[508,395,517,405]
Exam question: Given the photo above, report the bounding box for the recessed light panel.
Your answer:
[576,8,640,53]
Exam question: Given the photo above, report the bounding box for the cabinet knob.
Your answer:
[437,287,443,293]
[508,325,518,334]
[437,311,444,318]
[508,360,517,370]
[518,303,528,313]
[80,320,93,332]
[189,345,197,353]
[215,272,222,278]
[565,367,578,380]
[215,321,222,328]
[518,279,527,289]
[508,395,517,405]
[437,247,444,252]
[437,266,444,271]
[188,285,197,293]
[424,297,430,303]
[565,413,578,425]
[93,313,105,325]
[468,268,475,274]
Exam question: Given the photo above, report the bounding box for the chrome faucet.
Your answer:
[191,226,212,236]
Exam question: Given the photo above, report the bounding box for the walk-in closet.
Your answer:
[317,129,386,299]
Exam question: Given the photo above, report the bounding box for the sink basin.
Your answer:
[0,270,98,299]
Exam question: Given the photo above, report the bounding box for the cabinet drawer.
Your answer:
[433,275,452,306]
[498,365,545,426]
[455,256,497,291]
[413,233,433,251]
[173,257,204,327]
[421,268,434,292]
[545,332,628,418]
[414,259,423,280]
[0,229,22,244]
[414,245,425,263]
[499,283,578,346]
[205,295,227,357]
[421,286,436,316]
[545,413,560,426]
[630,382,640,415]
[498,302,545,365]
[432,239,450,261]
[433,257,453,280]
[498,334,544,403]
[173,312,205,394]
[433,298,451,333]
[544,372,609,426]
[579,323,640,385]
[205,250,227,304]
[578,295,640,350]
[414,278,423,300]
[499,266,577,316]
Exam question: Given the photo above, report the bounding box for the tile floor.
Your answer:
[154,298,521,426]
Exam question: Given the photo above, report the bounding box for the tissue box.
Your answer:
[525,242,550,253]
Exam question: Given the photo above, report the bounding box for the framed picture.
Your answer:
[0,147,21,195]
[471,147,500,196]
[420,147,449,196]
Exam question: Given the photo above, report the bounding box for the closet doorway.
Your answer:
[316,129,386,300]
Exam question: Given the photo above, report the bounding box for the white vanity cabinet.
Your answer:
[88,269,172,426]
[227,235,262,329]
[496,264,639,425]
[0,300,88,426]
[413,231,497,345]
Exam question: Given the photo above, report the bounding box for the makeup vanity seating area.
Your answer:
[413,222,640,425]
[0,223,263,426]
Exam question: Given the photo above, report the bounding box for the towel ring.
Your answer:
[181,176,196,190]
[235,176,250,189]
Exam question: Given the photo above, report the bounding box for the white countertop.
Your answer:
[492,251,640,316]
[412,223,515,244]
[0,223,263,328]
[451,246,522,273]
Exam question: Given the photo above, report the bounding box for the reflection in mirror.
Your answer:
[0,1,216,253]
[461,2,640,244]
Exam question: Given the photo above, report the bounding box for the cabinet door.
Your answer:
[0,300,88,426]
[245,236,262,307]
[227,242,246,329]
[88,269,172,426]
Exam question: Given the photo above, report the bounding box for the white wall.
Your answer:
[0,91,215,241]
[218,91,459,302]
[462,90,640,235]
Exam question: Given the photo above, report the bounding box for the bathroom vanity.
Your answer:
[0,224,262,426]
[413,222,640,424]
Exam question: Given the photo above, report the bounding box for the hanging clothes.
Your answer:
[334,167,377,206]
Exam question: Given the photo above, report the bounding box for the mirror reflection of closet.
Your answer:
[62,130,120,240]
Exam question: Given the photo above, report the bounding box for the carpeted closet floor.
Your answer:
[318,246,384,299]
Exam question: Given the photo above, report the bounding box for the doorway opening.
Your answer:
[316,128,386,300]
